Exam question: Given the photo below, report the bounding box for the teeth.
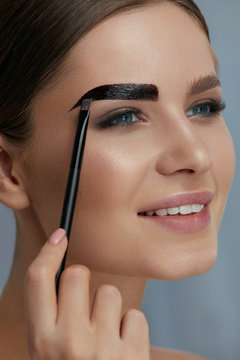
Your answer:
[167,207,179,215]
[179,205,193,215]
[192,204,204,213]
[141,204,205,217]
[155,209,168,216]
[146,210,155,216]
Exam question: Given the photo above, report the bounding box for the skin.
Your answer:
[0,2,235,359]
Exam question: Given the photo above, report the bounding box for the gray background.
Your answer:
[0,1,239,359]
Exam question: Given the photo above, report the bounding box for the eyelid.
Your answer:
[95,106,144,127]
[186,97,225,111]
[187,96,223,107]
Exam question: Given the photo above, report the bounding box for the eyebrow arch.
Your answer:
[70,83,159,110]
[187,74,221,97]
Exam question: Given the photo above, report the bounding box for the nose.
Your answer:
[155,115,213,176]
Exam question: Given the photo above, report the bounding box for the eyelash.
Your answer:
[96,98,226,129]
[97,108,143,129]
[186,97,226,118]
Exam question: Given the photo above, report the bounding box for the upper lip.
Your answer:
[138,190,214,213]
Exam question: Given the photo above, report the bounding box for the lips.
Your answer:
[137,190,213,232]
[137,190,213,214]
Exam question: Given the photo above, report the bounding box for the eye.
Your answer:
[186,98,226,118]
[96,109,143,129]
[111,112,138,125]
[186,104,211,116]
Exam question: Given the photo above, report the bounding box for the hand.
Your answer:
[24,228,150,359]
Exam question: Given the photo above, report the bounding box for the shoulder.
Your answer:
[150,346,209,360]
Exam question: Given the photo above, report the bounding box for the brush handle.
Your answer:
[60,167,81,239]
[55,110,90,295]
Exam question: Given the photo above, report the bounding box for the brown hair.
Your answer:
[0,0,213,147]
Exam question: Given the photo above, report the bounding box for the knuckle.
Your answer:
[62,264,91,280]
[126,309,148,325]
[96,350,116,360]
[25,263,48,284]
[62,345,79,360]
[94,340,118,360]
[98,284,122,299]
[62,337,94,360]
[30,334,48,358]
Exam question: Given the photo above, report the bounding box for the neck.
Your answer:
[0,207,148,358]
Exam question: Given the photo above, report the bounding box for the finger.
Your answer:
[91,285,122,336]
[57,265,91,327]
[120,309,150,350]
[24,228,68,335]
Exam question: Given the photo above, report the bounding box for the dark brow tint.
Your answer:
[70,83,159,110]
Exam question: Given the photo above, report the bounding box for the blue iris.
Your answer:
[112,112,137,125]
[186,104,210,116]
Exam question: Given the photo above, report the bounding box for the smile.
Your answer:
[138,205,210,232]
[139,204,205,217]
[137,190,213,232]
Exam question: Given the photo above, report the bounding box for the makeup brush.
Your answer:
[55,98,92,295]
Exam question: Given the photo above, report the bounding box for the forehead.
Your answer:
[61,3,216,96]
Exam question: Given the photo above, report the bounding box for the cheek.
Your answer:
[23,120,75,234]
[79,131,152,212]
[65,131,155,271]
[210,121,235,225]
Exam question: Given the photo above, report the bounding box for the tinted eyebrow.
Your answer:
[187,74,221,97]
[70,83,159,110]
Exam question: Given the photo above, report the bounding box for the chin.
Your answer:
[148,246,218,281]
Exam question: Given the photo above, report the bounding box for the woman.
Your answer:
[0,0,235,359]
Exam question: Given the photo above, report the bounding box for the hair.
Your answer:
[0,0,214,148]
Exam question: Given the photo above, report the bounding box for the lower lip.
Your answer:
[139,206,211,232]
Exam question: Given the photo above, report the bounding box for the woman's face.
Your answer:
[22,3,235,280]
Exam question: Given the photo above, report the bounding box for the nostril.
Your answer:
[176,169,195,173]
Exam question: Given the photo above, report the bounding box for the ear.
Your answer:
[0,136,31,209]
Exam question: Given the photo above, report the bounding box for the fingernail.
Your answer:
[48,228,66,244]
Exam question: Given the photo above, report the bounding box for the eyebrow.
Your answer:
[187,74,221,97]
[70,75,221,111]
[70,83,159,110]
